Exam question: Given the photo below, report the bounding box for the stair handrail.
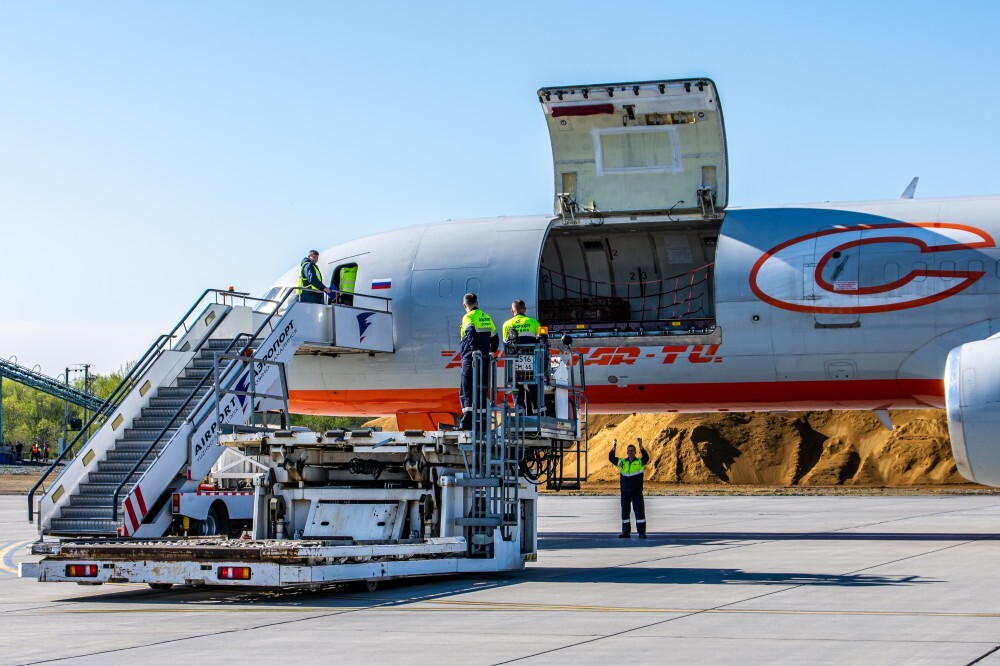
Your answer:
[110,288,305,524]
[28,287,262,521]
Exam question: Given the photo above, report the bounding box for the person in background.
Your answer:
[610,438,650,539]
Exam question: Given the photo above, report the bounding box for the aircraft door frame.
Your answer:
[808,228,861,326]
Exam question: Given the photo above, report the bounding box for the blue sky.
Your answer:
[1,1,998,375]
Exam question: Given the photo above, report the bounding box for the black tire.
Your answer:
[148,583,173,590]
[362,579,378,593]
[198,504,229,537]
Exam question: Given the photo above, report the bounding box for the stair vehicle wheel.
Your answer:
[198,503,229,537]
[148,583,173,591]
[362,579,378,593]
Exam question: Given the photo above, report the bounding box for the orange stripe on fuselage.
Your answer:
[288,378,945,417]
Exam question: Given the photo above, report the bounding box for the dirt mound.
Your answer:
[366,410,962,486]
[363,416,398,430]
[586,410,962,486]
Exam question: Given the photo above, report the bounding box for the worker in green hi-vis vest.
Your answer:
[335,264,358,306]
[610,438,650,539]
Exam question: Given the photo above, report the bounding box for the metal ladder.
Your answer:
[458,351,525,557]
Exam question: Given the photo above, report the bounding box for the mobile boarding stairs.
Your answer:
[28,288,394,539]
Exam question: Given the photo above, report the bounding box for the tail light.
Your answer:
[65,564,98,577]
[171,493,180,514]
[218,566,251,580]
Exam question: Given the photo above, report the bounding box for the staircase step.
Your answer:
[123,428,179,441]
[79,482,135,496]
[204,338,239,351]
[105,449,163,462]
[48,518,120,536]
[156,386,210,399]
[93,461,153,474]
[181,367,212,381]
[70,490,138,505]
[131,416,184,430]
[141,405,191,418]
[60,506,117,519]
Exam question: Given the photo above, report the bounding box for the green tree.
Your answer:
[289,414,368,431]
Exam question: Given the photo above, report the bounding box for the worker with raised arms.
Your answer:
[610,438,650,539]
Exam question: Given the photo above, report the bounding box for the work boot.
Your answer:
[618,533,630,539]
[639,533,648,539]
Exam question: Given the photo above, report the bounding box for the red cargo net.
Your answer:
[539,263,714,325]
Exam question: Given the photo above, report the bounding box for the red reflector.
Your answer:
[65,564,98,577]
[218,566,251,580]
[550,103,615,118]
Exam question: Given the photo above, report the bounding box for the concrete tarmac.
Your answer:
[4,494,1000,665]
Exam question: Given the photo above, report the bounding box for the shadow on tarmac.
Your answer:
[539,531,1000,550]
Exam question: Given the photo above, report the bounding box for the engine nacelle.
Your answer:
[945,336,1000,486]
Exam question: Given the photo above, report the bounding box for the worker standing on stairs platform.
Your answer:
[334,264,358,306]
[298,250,332,304]
[611,438,650,539]
[458,293,498,430]
[501,299,541,415]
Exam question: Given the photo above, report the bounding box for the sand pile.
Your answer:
[367,409,963,486]
[585,410,961,486]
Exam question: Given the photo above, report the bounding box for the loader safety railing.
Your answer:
[28,288,265,521]
[539,263,714,329]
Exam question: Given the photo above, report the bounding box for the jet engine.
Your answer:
[945,335,1000,487]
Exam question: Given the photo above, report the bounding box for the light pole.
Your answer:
[66,364,93,452]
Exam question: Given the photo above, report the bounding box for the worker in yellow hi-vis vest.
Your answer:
[501,299,542,415]
[459,293,499,430]
[335,264,358,306]
[298,250,332,304]
[610,438,650,539]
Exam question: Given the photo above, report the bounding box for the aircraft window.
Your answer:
[884,263,899,285]
[438,279,452,298]
[940,260,955,281]
[254,286,291,314]
[969,260,984,276]
[594,126,682,175]
[913,262,927,282]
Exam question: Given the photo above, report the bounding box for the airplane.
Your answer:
[261,78,1000,488]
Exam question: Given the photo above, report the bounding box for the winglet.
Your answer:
[900,177,919,199]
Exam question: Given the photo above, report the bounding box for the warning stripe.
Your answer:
[124,498,138,535]
[135,486,147,515]
[195,491,254,497]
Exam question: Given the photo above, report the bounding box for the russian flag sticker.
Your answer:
[371,278,392,290]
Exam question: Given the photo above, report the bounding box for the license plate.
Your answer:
[515,354,534,371]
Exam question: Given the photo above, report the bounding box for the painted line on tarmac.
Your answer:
[0,540,33,575]
[18,602,1000,619]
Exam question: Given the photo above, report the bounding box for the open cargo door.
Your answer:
[539,78,727,220]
